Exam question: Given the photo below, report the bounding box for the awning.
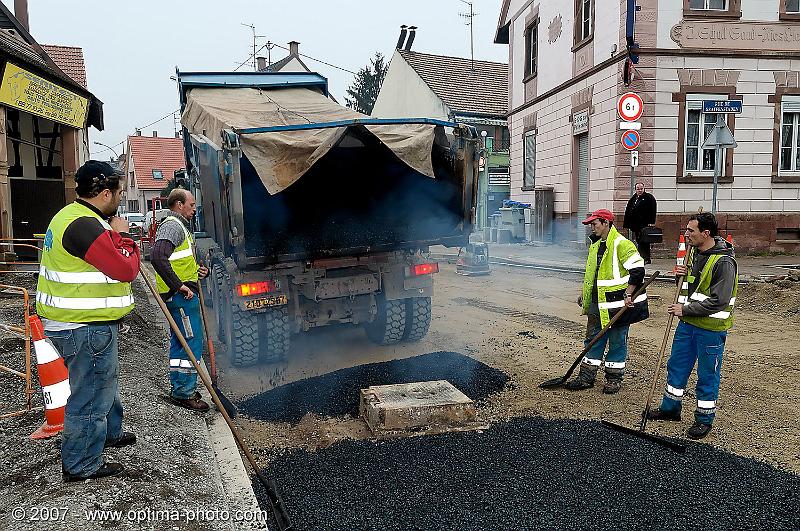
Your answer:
[181,86,441,195]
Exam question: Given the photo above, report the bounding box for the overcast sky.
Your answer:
[4,0,507,159]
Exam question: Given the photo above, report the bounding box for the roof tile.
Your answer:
[41,44,87,88]
[398,50,508,117]
[126,135,186,190]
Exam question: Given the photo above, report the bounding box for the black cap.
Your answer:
[75,160,122,191]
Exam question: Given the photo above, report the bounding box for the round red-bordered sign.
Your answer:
[618,92,643,121]
[621,130,640,150]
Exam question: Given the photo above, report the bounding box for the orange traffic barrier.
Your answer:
[673,234,687,273]
[0,284,35,420]
[29,315,71,439]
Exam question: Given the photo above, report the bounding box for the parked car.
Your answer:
[122,212,145,239]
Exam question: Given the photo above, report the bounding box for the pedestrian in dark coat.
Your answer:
[623,182,657,264]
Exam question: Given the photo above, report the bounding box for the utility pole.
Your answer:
[459,0,477,70]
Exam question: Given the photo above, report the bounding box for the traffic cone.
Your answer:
[674,234,687,273]
[29,315,71,439]
[726,233,734,246]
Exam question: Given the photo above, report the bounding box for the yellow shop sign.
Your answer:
[0,63,88,128]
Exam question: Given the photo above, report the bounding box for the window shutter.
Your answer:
[524,132,536,187]
[782,97,800,114]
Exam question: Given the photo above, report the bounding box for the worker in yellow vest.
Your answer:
[151,188,209,411]
[647,212,738,440]
[37,160,140,482]
[567,209,649,394]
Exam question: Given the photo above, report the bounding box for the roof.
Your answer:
[494,0,512,44]
[41,44,87,88]
[177,71,328,106]
[126,135,186,190]
[397,50,508,118]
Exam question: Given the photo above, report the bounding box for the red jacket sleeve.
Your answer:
[83,231,141,282]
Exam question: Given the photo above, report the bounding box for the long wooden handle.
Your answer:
[195,278,217,383]
[139,268,291,529]
[639,247,695,431]
[563,271,660,380]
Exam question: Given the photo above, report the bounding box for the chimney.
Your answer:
[289,41,300,56]
[404,26,417,51]
[152,131,158,137]
[396,25,408,50]
[14,0,29,31]
[135,129,141,136]
[256,56,267,71]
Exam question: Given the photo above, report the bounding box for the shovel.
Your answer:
[539,271,660,389]
[601,247,695,453]
[140,268,293,530]
[197,274,238,418]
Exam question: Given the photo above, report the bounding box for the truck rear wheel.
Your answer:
[258,306,290,362]
[403,297,432,342]
[216,266,259,367]
[364,295,406,345]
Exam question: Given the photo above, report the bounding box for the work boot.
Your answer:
[646,408,682,421]
[687,422,712,440]
[170,395,210,412]
[602,379,622,394]
[105,432,137,449]
[63,462,124,482]
[565,366,596,391]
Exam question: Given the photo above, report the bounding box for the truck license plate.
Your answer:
[244,295,287,310]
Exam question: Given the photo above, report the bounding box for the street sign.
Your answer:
[701,120,737,149]
[621,130,640,150]
[573,110,589,135]
[630,150,639,168]
[702,100,742,114]
[619,121,641,130]
[618,92,643,121]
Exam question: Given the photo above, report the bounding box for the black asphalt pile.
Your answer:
[239,351,510,423]
[258,416,799,531]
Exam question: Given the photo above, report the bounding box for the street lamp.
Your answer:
[93,141,119,158]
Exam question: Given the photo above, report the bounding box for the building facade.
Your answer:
[496,0,800,251]
[0,3,102,245]
[124,132,186,214]
[373,32,510,228]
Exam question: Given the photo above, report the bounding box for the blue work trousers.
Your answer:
[659,320,726,425]
[166,294,204,400]
[49,323,122,477]
[582,313,630,380]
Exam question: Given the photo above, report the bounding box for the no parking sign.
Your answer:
[621,130,640,150]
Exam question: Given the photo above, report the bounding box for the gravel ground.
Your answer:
[238,351,510,423]
[0,276,244,530]
[258,416,800,531]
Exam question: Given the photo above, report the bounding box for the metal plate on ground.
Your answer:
[359,380,484,437]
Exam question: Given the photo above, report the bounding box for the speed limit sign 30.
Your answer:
[618,92,643,122]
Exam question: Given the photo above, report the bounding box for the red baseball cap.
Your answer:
[582,209,615,224]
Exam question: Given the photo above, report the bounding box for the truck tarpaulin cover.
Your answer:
[181,87,437,194]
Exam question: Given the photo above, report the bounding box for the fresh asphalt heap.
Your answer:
[259,416,799,531]
[238,351,510,423]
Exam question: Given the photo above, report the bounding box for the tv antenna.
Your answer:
[459,0,478,70]
[242,22,266,71]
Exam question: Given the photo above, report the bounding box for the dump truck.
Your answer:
[175,71,479,366]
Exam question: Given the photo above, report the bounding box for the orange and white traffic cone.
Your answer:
[29,315,71,439]
[726,233,734,246]
[674,234,687,273]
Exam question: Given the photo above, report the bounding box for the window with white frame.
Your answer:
[788,0,800,13]
[580,0,592,40]
[524,19,538,78]
[685,96,723,174]
[689,0,727,9]
[523,130,536,188]
[779,97,800,173]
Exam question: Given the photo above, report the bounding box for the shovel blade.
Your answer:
[539,377,567,389]
[601,420,687,453]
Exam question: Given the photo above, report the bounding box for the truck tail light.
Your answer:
[236,281,277,296]
[406,263,439,277]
